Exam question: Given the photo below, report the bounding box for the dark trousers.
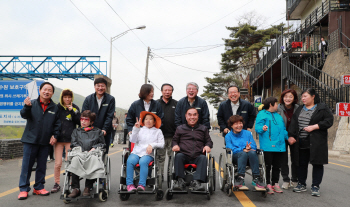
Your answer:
[19,143,49,192]
[232,151,260,176]
[104,132,111,154]
[264,151,283,185]
[110,130,116,145]
[174,153,207,182]
[281,141,298,182]
[48,145,54,160]
[298,148,324,187]
[123,129,128,144]
[71,173,95,189]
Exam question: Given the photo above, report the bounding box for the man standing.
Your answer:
[157,83,178,180]
[172,107,213,191]
[217,86,256,137]
[82,78,115,153]
[175,82,210,129]
[18,82,61,200]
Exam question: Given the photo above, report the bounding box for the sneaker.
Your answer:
[51,183,61,193]
[33,189,50,196]
[110,143,114,148]
[127,184,136,192]
[282,182,290,189]
[190,180,205,191]
[234,176,244,188]
[18,191,28,200]
[291,181,298,188]
[252,176,266,189]
[266,184,274,194]
[293,183,307,193]
[68,188,81,198]
[311,186,320,197]
[137,185,145,191]
[273,183,283,193]
[173,178,186,191]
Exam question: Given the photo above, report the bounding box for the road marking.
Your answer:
[214,161,256,207]
[329,162,350,169]
[0,149,123,198]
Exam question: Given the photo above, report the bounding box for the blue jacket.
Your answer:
[217,98,256,131]
[225,129,257,155]
[255,109,288,152]
[175,96,210,129]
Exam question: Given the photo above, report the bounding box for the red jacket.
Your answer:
[172,123,213,159]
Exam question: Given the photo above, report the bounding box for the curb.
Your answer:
[329,150,341,158]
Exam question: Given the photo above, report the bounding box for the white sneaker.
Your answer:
[291,182,298,188]
[282,182,290,189]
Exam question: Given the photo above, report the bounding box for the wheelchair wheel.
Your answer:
[63,193,70,204]
[212,156,216,191]
[218,153,227,191]
[155,189,164,201]
[262,190,267,198]
[106,157,111,191]
[167,155,174,188]
[206,193,210,200]
[119,193,130,201]
[208,156,214,195]
[165,189,173,200]
[99,190,108,202]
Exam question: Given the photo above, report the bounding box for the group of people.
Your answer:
[218,86,333,197]
[16,77,333,201]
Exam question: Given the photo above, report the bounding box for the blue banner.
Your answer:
[0,80,44,110]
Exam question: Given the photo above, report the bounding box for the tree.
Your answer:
[202,16,290,108]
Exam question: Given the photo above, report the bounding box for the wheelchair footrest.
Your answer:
[118,190,136,194]
[190,190,208,194]
[168,189,188,194]
[137,190,156,194]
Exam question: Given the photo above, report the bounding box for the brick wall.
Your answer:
[0,139,23,160]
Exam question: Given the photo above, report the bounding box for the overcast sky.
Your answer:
[1,0,288,114]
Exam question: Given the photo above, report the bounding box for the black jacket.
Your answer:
[288,103,334,165]
[175,96,210,129]
[157,96,178,138]
[70,128,105,151]
[20,97,61,145]
[172,123,213,160]
[217,98,256,132]
[82,93,115,134]
[56,103,80,143]
[126,99,164,132]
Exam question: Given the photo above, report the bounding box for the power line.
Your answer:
[69,0,160,90]
[152,53,216,73]
[161,0,255,47]
[104,0,148,48]
[153,44,224,58]
[152,43,224,50]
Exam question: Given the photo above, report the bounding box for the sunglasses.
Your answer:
[80,117,90,121]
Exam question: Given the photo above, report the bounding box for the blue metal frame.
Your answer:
[0,56,107,80]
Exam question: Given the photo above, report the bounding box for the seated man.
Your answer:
[225,115,266,191]
[172,107,213,191]
[67,110,106,198]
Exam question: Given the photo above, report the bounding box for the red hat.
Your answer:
[139,111,162,129]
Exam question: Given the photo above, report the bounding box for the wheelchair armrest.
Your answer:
[226,148,232,153]
[256,149,263,153]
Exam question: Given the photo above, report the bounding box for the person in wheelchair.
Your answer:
[172,107,213,191]
[225,115,266,191]
[126,111,164,192]
[67,110,106,198]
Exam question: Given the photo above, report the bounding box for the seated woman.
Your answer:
[225,115,265,191]
[127,111,164,192]
[68,110,105,198]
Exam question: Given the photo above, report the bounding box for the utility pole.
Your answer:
[145,47,150,84]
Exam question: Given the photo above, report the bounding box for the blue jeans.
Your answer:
[126,154,154,186]
[232,151,260,176]
[19,143,49,192]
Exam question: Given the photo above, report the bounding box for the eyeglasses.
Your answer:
[80,117,90,121]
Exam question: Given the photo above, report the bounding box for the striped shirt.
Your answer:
[298,105,317,149]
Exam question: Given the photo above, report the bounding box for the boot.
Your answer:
[68,188,81,198]
[82,187,91,196]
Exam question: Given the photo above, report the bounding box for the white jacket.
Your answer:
[130,126,164,157]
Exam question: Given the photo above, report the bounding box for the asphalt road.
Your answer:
[1,130,350,207]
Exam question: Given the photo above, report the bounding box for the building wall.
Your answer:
[300,0,323,21]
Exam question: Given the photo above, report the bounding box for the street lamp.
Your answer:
[109,25,146,79]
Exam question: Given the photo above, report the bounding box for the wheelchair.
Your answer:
[60,148,111,203]
[218,147,267,198]
[165,152,216,200]
[118,143,163,201]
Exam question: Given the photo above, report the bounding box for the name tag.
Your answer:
[48,111,55,114]
[102,104,108,106]
[241,111,247,113]
[196,107,201,110]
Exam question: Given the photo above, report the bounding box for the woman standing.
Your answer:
[126,84,164,136]
[51,89,80,193]
[277,89,299,189]
[255,97,288,194]
[288,88,333,197]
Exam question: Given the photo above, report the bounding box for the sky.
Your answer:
[1,0,289,115]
